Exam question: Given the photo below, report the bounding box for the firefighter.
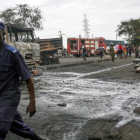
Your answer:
[110,43,115,62]
[0,22,46,140]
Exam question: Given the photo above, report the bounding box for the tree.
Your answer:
[0,4,44,31]
[117,18,140,45]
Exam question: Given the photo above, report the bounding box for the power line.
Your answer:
[46,21,80,26]
[40,29,82,31]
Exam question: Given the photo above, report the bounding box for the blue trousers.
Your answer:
[0,106,34,140]
[82,53,85,57]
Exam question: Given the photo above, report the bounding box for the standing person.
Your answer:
[119,43,123,58]
[123,44,127,59]
[110,43,115,62]
[135,45,139,58]
[0,22,46,140]
[81,45,86,60]
[128,44,132,57]
[126,44,129,56]
[99,45,104,59]
[116,43,120,58]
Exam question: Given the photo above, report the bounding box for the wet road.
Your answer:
[6,58,140,140]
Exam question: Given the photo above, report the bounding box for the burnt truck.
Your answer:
[36,37,63,65]
[4,23,42,76]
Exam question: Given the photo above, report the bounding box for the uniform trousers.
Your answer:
[0,106,34,140]
[111,54,114,61]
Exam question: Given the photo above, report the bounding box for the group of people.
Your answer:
[82,43,139,62]
[110,43,140,62]
[110,43,133,62]
[116,43,133,59]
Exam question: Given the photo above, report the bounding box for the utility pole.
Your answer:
[58,31,65,38]
[82,14,90,38]
[116,30,118,40]
[58,31,65,49]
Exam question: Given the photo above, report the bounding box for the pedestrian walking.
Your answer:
[99,45,104,59]
[62,49,66,58]
[110,43,115,62]
[81,45,86,60]
[116,43,120,58]
[123,44,127,59]
[135,45,139,58]
[128,44,132,57]
[0,22,46,140]
[119,43,123,58]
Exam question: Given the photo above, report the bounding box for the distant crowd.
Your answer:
[115,43,133,59]
[98,43,140,62]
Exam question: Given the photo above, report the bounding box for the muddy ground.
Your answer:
[6,57,140,140]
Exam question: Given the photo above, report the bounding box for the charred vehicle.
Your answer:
[36,37,63,65]
[4,23,42,76]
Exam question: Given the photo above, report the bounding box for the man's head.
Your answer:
[0,22,5,43]
[110,43,113,46]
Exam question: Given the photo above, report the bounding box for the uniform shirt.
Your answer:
[110,46,114,54]
[99,46,104,52]
[0,42,31,106]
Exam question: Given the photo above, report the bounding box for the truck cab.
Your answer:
[4,23,40,70]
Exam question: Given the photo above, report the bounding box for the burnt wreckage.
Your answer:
[36,38,63,65]
[4,23,42,76]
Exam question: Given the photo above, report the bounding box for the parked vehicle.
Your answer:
[67,37,107,57]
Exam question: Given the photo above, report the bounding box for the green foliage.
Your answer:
[0,4,44,31]
[117,18,140,45]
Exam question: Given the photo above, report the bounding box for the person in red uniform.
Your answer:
[119,43,122,58]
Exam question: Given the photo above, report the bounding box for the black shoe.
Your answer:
[32,133,46,140]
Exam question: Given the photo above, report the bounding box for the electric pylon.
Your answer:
[82,14,90,38]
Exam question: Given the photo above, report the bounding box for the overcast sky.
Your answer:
[1,0,140,47]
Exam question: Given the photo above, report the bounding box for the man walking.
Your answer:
[81,45,86,60]
[0,22,46,140]
[99,44,104,59]
[110,43,115,62]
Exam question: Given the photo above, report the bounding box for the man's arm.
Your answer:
[26,77,36,118]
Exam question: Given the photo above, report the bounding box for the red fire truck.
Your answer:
[67,36,107,57]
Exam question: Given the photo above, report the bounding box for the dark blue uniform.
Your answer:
[0,42,34,140]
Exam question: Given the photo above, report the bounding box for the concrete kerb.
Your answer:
[38,56,134,71]
[39,58,112,71]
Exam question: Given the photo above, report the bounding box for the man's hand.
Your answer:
[26,101,36,118]
[26,77,36,118]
